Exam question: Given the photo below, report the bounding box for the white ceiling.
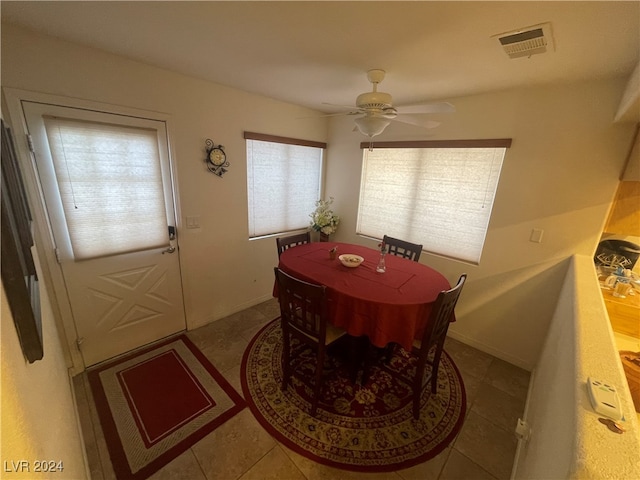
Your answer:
[2,1,639,114]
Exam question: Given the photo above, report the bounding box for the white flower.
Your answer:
[309,197,340,235]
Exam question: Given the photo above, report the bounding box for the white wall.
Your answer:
[623,128,639,181]
[512,255,640,479]
[1,24,636,371]
[1,253,87,479]
[326,79,636,369]
[1,23,327,339]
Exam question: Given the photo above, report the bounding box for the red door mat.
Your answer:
[88,335,245,479]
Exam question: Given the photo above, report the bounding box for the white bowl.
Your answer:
[339,254,364,268]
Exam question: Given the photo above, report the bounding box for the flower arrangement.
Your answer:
[310,197,340,235]
[378,241,388,254]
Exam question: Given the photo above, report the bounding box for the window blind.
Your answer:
[246,134,324,238]
[43,116,169,260]
[357,145,507,264]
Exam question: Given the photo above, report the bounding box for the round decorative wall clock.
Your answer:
[204,139,229,177]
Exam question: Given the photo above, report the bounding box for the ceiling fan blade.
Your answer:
[396,102,456,115]
[391,115,441,129]
[322,110,362,117]
[322,102,363,110]
[298,111,360,119]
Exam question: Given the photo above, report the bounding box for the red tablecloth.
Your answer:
[277,242,451,350]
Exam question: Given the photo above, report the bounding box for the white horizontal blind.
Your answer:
[246,138,323,237]
[357,147,506,264]
[43,116,169,259]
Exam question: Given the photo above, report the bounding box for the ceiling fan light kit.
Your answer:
[354,116,391,137]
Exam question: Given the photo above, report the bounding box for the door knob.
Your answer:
[162,245,176,254]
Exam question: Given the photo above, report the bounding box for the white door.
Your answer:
[22,102,186,366]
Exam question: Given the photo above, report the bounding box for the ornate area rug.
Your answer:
[88,335,245,480]
[241,320,466,472]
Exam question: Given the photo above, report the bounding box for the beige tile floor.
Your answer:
[73,298,530,480]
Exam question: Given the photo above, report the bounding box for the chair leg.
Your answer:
[383,342,395,364]
[413,360,426,420]
[347,336,360,384]
[430,342,445,394]
[312,348,325,416]
[281,330,291,391]
[361,339,375,385]
[430,364,439,393]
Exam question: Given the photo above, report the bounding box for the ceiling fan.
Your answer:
[324,69,455,138]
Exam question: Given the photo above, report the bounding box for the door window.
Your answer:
[43,116,169,260]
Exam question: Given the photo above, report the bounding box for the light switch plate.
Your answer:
[530,228,544,243]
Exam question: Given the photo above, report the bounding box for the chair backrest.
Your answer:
[383,235,423,262]
[419,274,467,351]
[274,267,328,343]
[276,232,311,257]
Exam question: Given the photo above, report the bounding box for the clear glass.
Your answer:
[376,252,386,273]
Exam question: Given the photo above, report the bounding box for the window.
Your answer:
[357,139,511,264]
[43,116,169,260]
[245,132,325,238]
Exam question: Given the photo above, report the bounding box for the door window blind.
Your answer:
[246,134,324,238]
[43,116,169,259]
[357,145,507,264]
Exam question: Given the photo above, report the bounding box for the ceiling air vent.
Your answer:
[494,22,554,59]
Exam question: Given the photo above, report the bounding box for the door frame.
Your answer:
[2,88,186,374]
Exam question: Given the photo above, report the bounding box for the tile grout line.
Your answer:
[189,447,210,480]
[81,373,112,480]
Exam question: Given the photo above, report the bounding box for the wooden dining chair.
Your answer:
[378,235,423,364]
[276,232,311,258]
[274,267,347,416]
[411,273,467,419]
[383,234,423,262]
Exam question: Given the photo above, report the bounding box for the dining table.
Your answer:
[276,241,452,351]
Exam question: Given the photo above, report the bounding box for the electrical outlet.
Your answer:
[186,216,201,229]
